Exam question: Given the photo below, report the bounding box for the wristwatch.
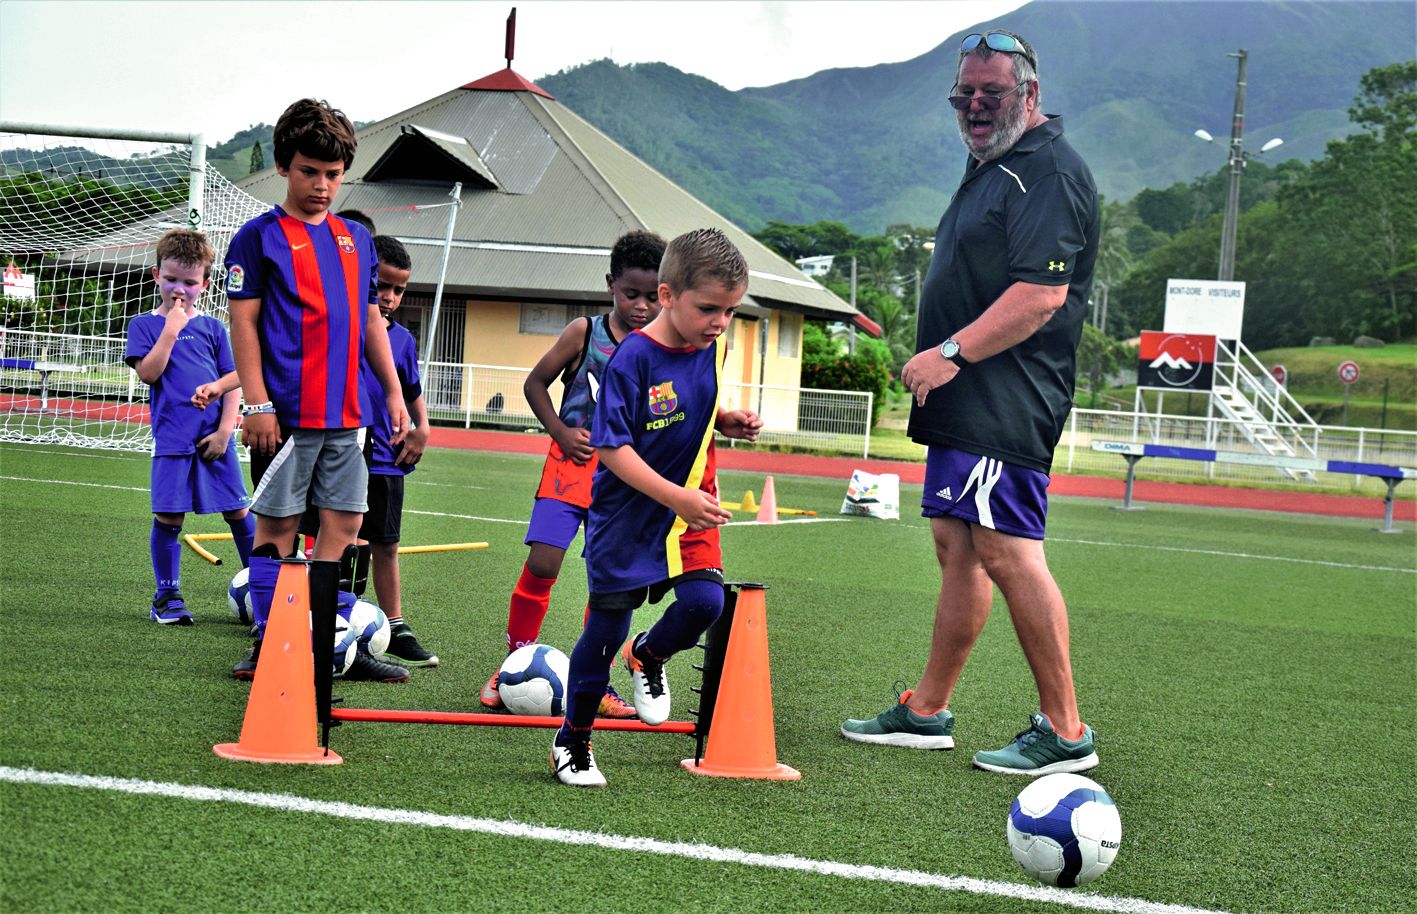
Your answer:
[938,338,969,369]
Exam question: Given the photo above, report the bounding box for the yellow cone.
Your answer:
[741,489,757,512]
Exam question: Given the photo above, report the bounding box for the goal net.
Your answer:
[0,124,268,451]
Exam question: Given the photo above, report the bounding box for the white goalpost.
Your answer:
[0,122,268,451]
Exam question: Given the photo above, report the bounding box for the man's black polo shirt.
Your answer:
[909,116,1099,473]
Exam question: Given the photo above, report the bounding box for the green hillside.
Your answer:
[539,0,1413,233]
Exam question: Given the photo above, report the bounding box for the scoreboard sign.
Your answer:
[1137,331,1217,391]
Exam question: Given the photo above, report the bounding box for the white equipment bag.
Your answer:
[840,470,900,520]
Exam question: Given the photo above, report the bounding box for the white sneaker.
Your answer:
[550,738,606,787]
[622,634,670,726]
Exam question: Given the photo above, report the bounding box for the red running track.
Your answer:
[429,427,1415,523]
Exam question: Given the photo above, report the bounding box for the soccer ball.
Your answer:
[1007,773,1121,888]
[226,568,252,624]
[332,614,358,676]
[348,599,390,659]
[497,644,570,716]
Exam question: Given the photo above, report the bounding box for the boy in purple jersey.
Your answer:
[125,229,255,625]
[220,98,410,681]
[550,228,763,787]
[481,230,665,717]
[356,235,437,666]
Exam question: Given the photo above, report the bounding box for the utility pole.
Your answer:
[1218,49,1247,282]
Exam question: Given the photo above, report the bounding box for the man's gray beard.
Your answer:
[957,99,1030,162]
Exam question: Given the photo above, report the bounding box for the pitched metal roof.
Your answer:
[235,71,857,321]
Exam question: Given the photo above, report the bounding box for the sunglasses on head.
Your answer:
[960,32,1037,71]
[947,81,1027,111]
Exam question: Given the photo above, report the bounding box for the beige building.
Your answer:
[236,63,865,425]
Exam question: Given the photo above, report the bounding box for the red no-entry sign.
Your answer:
[1338,361,1360,384]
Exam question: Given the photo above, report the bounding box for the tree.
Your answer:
[248,140,265,175]
[1075,323,1131,407]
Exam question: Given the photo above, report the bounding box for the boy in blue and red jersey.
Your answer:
[126,228,255,624]
[357,234,437,666]
[481,229,666,716]
[549,228,763,787]
[222,98,410,680]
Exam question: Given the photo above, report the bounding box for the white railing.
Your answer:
[422,361,874,457]
[1063,407,1417,493]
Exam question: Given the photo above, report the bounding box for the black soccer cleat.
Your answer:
[383,619,439,667]
[340,647,410,683]
[232,639,262,681]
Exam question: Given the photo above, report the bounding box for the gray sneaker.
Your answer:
[972,711,1098,775]
[841,686,954,749]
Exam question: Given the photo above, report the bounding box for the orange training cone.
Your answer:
[215,562,342,764]
[740,489,757,513]
[755,475,779,524]
[682,585,799,780]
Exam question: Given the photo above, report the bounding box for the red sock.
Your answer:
[507,564,555,650]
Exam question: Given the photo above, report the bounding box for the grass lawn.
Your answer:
[2,441,1413,913]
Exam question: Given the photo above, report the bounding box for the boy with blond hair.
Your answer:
[126,228,254,624]
[550,228,763,786]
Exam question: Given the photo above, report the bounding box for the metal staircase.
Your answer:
[1208,340,1321,480]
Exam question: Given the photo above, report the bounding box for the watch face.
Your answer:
[941,340,960,358]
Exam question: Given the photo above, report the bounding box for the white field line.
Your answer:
[1051,537,1416,575]
[725,517,849,527]
[0,445,143,462]
[404,508,525,525]
[0,474,147,493]
[0,766,1233,914]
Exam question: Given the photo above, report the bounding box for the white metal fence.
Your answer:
[422,361,875,457]
[1061,407,1417,493]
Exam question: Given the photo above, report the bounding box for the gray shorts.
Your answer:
[249,428,368,518]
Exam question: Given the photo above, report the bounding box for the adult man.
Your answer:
[841,30,1101,775]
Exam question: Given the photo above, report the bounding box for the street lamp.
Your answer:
[1194,49,1282,282]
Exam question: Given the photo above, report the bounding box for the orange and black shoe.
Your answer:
[596,684,637,719]
[480,669,504,710]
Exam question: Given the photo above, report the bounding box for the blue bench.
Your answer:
[1090,440,1415,533]
[0,357,89,412]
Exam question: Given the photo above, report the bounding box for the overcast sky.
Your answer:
[0,1,1029,143]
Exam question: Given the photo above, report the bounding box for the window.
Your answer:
[519,303,602,335]
[777,313,801,358]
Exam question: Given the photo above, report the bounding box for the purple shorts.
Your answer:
[525,496,587,550]
[151,450,250,515]
[920,445,1049,540]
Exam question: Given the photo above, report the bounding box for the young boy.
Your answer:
[125,228,255,624]
[549,228,763,787]
[483,230,667,717]
[359,234,438,666]
[222,98,410,681]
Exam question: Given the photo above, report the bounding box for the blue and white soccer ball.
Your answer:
[1007,773,1122,887]
[348,599,390,659]
[227,568,252,625]
[497,644,570,716]
[332,614,358,676]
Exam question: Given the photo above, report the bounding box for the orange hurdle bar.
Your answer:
[330,707,696,734]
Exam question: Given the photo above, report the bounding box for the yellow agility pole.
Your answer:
[188,532,234,541]
[397,542,490,555]
[183,534,224,566]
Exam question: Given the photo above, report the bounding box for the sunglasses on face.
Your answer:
[960,32,1038,71]
[947,81,1027,111]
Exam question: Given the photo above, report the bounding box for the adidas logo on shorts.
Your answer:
[936,487,952,500]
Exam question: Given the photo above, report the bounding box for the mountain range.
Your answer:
[538,0,1415,233]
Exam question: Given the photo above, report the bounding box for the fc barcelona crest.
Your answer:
[647,381,678,416]
[336,234,356,254]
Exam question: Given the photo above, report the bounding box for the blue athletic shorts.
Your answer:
[150,450,249,515]
[524,496,586,550]
[920,445,1050,540]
